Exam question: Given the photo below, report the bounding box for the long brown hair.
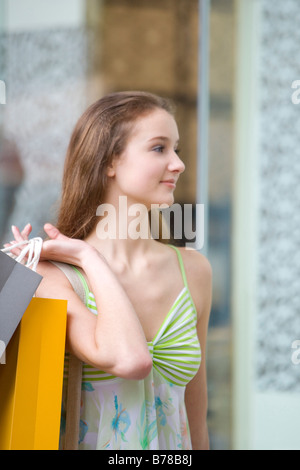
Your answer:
[56,91,175,239]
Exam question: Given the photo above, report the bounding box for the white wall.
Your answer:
[232,0,261,450]
[2,0,85,32]
[253,393,300,450]
[233,0,300,450]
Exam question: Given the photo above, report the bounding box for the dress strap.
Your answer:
[71,266,90,306]
[168,245,189,289]
[50,261,89,307]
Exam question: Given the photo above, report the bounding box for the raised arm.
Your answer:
[11,224,152,380]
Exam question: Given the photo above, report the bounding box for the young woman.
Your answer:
[10,91,212,450]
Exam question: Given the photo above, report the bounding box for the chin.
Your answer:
[153,197,175,208]
[140,191,175,210]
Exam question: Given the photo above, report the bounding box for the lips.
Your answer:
[160,179,177,188]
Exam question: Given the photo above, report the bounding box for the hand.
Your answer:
[41,223,96,267]
[3,223,33,257]
[4,223,97,268]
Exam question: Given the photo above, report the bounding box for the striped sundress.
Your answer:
[59,245,201,450]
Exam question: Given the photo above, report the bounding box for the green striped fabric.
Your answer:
[149,286,201,387]
[87,292,97,313]
[64,354,116,382]
[65,246,201,386]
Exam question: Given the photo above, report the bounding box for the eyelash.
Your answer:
[153,146,164,153]
[153,146,181,155]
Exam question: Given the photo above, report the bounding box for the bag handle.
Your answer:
[50,261,84,451]
[1,237,43,272]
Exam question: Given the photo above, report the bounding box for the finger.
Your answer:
[11,225,25,243]
[44,223,68,241]
[3,242,16,248]
[3,242,23,257]
[21,223,32,239]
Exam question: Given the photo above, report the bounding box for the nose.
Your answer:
[168,151,185,174]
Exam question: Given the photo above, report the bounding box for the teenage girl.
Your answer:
[9,92,212,450]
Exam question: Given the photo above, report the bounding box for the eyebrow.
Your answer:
[148,136,179,144]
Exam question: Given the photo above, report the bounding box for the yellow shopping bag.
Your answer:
[0,297,67,450]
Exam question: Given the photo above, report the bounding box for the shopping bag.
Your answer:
[51,261,84,450]
[0,297,67,450]
[0,238,43,352]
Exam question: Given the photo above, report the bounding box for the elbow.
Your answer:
[132,354,153,380]
[114,352,153,380]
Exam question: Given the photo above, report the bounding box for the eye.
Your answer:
[174,148,181,155]
[153,145,165,153]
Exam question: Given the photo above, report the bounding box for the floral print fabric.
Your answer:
[60,365,192,450]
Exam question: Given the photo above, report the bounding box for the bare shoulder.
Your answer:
[178,247,212,318]
[36,260,74,298]
[179,247,212,284]
[36,260,68,281]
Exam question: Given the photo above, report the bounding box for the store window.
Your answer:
[0,0,235,450]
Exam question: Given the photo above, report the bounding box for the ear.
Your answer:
[106,164,115,178]
[106,158,117,178]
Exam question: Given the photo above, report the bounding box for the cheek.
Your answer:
[142,166,162,183]
[121,163,162,187]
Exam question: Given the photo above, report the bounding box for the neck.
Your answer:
[84,195,155,268]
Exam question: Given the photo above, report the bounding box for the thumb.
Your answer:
[44,223,67,241]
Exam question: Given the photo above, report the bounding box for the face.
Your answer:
[106,109,185,209]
